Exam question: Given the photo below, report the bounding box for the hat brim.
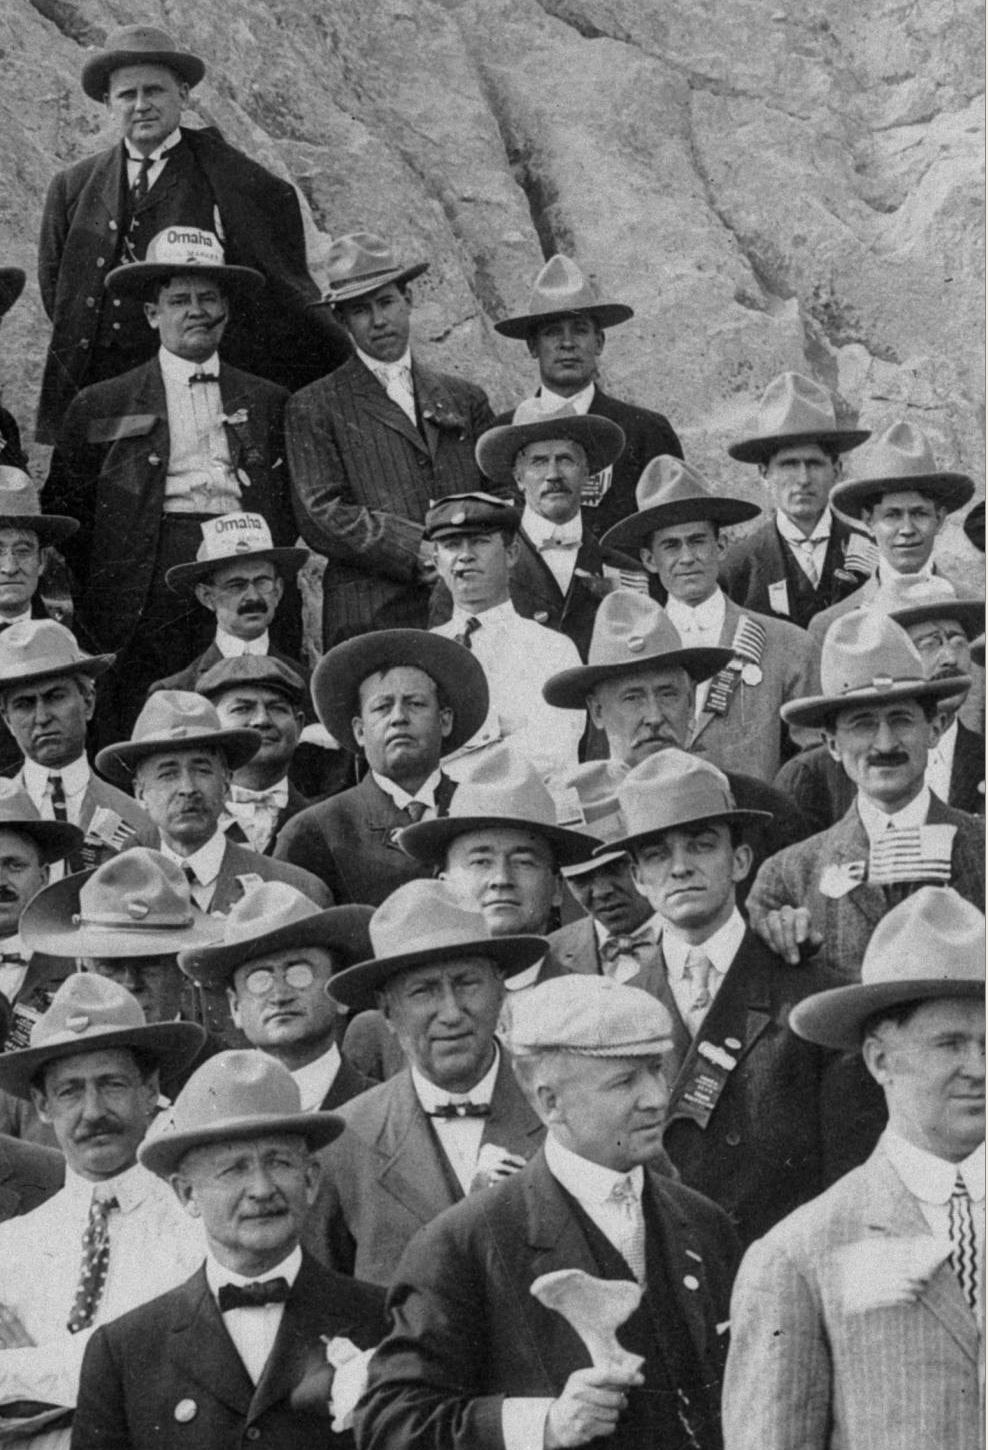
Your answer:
[888,599,985,640]
[0,269,26,317]
[105,261,264,301]
[494,302,635,340]
[95,728,261,788]
[476,416,625,487]
[0,652,116,694]
[81,49,206,102]
[0,513,80,546]
[165,546,310,592]
[963,502,985,552]
[602,806,774,858]
[0,1020,205,1100]
[728,429,871,465]
[397,814,596,870]
[313,261,430,308]
[780,673,971,730]
[601,496,762,551]
[790,976,986,1052]
[177,904,374,991]
[311,629,490,756]
[543,646,734,710]
[328,932,548,1010]
[140,1107,344,1178]
[830,473,975,522]
[19,868,226,959]
[0,819,84,867]
[561,847,627,877]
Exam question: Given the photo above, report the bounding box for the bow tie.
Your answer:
[230,784,286,808]
[538,534,580,552]
[0,952,27,966]
[427,1101,491,1119]
[188,372,219,387]
[218,1277,290,1312]
[600,933,655,964]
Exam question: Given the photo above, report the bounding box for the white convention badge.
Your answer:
[768,579,791,617]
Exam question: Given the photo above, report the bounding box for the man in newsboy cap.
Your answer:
[357,974,739,1450]
[724,887,985,1450]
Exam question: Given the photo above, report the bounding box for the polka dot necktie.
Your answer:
[66,1191,118,1333]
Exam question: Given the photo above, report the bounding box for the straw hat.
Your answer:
[105,228,263,302]
[165,513,308,591]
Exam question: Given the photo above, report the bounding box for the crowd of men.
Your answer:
[0,20,983,1450]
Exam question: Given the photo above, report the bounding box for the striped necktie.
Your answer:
[947,1173,979,1314]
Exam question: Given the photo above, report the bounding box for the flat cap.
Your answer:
[423,492,521,540]
[509,975,673,1058]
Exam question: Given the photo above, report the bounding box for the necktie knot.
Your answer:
[427,1101,491,1119]
[455,616,481,651]
[403,800,428,824]
[600,932,653,964]
[218,1277,290,1312]
[609,1174,638,1208]
[539,533,579,552]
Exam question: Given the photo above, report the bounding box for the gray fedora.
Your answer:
[81,24,205,101]
[601,456,760,552]
[494,255,634,339]
[96,691,261,788]
[476,399,625,488]
[728,372,869,465]
[830,422,974,521]
[0,619,114,693]
[605,749,771,856]
[314,233,428,308]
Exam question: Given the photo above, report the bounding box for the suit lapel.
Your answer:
[482,1052,545,1158]
[949,725,985,811]
[514,531,567,610]
[248,1257,358,1422]
[524,1152,604,1279]
[82,142,126,230]
[374,1072,461,1222]
[168,1268,254,1415]
[690,597,741,747]
[348,359,427,454]
[826,806,888,931]
[414,361,459,461]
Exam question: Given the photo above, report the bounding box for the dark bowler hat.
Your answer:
[328,878,546,1009]
[476,399,625,488]
[314,233,429,308]
[196,654,308,707]
[605,749,771,857]
[106,228,263,304]
[830,421,974,521]
[601,456,760,552]
[81,24,206,101]
[165,511,308,592]
[311,628,489,756]
[728,372,869,465]
[423,492,522,541]
[963,501,985,554]
[0,619,114,693]
[0,779,83,866]
[95,691,260,788]
[0,473,79,547]
[0,269,25,318]
[494,255,634,340]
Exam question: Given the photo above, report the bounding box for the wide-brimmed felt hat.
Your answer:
[165,512,308,591]
[728,372,870,465]
[0,779,83,865]
[310,628,489,757]
[195,653,308,707]
[0,269,25,318]
[0,472,79,547]
[423,492,521,540]
[963,501,985,554]
[781,611,970,730]
[81,25,205,101]
[0,973,204,1100]
[314,232,428,308]
[20,848,223,959]
[509,974,674,1057]
[328,878,547,1009]
[95,690,260,787]
[139,1050,344,1178]
[0,619,114,693]
[880,576,985,642]
[543,591,732,709]
[829,422,974,521]
[601,455,761,552]
[605,749,770,856]
[177,881,373,991]
[550,761,629,877]
[105,228,263,302]
[790,888,985,1051]
[494,254,634,340]
[398,743,595,869]
[475,398,625,487]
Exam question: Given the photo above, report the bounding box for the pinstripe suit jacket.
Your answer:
[285,356,493,646]
[723,1141,983,1450]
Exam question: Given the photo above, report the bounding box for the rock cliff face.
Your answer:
[3,0,983,586]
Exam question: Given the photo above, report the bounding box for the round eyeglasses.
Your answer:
[242,963,316,997]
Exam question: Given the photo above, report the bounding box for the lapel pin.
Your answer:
[683,1274,700,1291]
[173,1399,197,1423]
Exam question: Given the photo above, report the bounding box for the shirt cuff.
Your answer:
[502,1396,554,1450]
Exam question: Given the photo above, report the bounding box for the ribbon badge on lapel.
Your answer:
[819,861,867,898]
[704,615,767,716]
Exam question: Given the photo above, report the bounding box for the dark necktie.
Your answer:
[130,154,153,206]
[47,774,68,822]
[404,800,428,824]
[455,616,481,651]
[218,1277,290,1312]
[189,372,220,387]
[427,1101,491,1119]
[67,1192,118,1333]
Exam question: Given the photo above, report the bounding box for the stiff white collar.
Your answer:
[857,785,932,842]
[160,829,227,885]
[661,906,746,981]
[545,1131,644,1204]
[205,1243,302,1296]
[883,1129,985,1205]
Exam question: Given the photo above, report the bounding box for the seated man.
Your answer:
[73,1051,387,1450]
[748,611,984,975]
[306,878,548,1286]
[178,882,374,1112]
[356,974,739,1450]
[274,629,488,905]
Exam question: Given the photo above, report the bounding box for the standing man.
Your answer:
[723,887,984,1450]
[721,372,873,628]
[274,629,488,905]
[36,23,347,442]
[356,974,739,1450]
[73,1051,387,1450]
[492,253,682,538]
[603,456,816,780]
[287,232,494,647]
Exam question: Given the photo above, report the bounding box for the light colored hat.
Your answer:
[195,653,308,706]
[0,473,78,546]
[543,591,731,709]
[879,577,985,642]
[0,618,114,692]
[781,611,970,729]
[475,399,625,487]
[315,232,428,307]
[550,762,628,878]
[494,255,634,339]
[328,878,547,1009]
[830,422,974,521]
[0,779,83,865]
[508,975,673,1057]
[606,749,771,856]
[139,1050,344,1178]
[19,848,224,959]
[398,743,595,869]
[0,973,204,1100]
[165,513,308,591]
[310,628,489,757]
[80,24,206,101]
[0,269,25,318]
[177,881,373,991]
[95,690,261,787]
[601,455,761,551]
[105,228,263,301]
[728,372,869,465]
[790,887,985,1051]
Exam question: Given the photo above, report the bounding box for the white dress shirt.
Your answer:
[290,1043,342,1112]
[356,345,417,425]
[214,626,271,658]
[205,1245,302,1384]
[371,768,443,819]
[522,504,583,594]
[925,717,958,801]
[532,382,596,416]
[124,128,182,194]
[666,589,727,716]
[159,347,242,515]
[411,1047,500,1193]
[159,830,228,910]
[883,1129,985,1242]
[23,754,90,884]
[776,506,834,584]
[662,907,746,1036]
[857,785,933,843]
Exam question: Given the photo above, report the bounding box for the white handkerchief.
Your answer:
[324,1336,375,1432]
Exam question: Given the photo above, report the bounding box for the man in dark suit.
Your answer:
[491,253,683,540]
[749,611,985,978]
[274,628,488,906]
[720,372,874,629]
[73,1050,386,1450]
[305,879,549,1286]
[0,1134,63,1222]
[356,973,739,1450]
[36,24,348,443]
[286,232,494,647]
[179,882,374,1113]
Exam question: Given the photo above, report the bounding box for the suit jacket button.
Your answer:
[725,1131,741,1147]
[96,257,106,268]
[86,297,95,308]
[174,1399,197,1423]
[113,298,122,307]
[245,1428,261,1441]
[683,1274,700,1291]
[109,220,119,231]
